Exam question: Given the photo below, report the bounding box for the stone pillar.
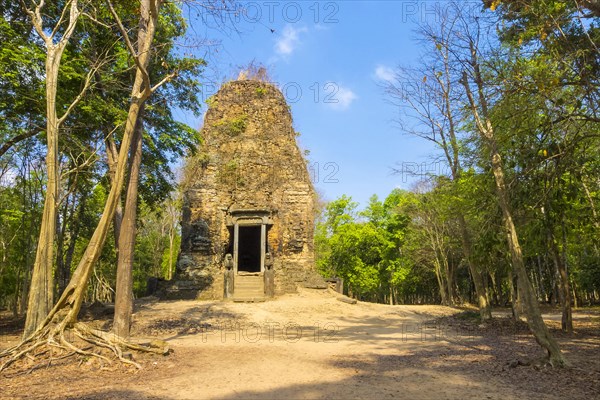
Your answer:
[224,253,234,298]
[233,223,239,274]
[264,252,274,298]
[260,224,266,272]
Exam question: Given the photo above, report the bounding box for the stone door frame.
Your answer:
[227,209,273,275]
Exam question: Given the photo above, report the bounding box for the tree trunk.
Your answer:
[61,195,86,294]
[461,69,567,366]
[560,218,573,331]
[442,253,454,305]
[22,0,83,339]
[23,45,62,339]
[508,272,520,320]
[113,0,157,337]
[572,279,578,309]
[496,145,565,364]
[553,238,573,333]
[545,207,573,333]
[458,216,492,320]
[537,255,546,302]
[489,271,498,306]
[433,258,449,306]
[167,225,175,279]
[22,0,161,339]
[55,192,68,299]
[114,110,144,338]
[436,36,489,316]
[106,135,124,252]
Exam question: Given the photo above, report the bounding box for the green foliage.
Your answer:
[0,1,205,309]
[382,1,600,308]
[215,114,248,136]
[316,191,436,303]
[0,6,45,157]
[483,1,600,304]
[131,198,181,297]
[217,160,245,187]
[328,222,387,296]
[161,234,181,279]
[205,95,218,108]
[321,195,358,235]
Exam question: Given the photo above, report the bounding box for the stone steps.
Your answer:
[232,275,264,302]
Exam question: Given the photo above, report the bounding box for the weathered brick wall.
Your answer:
[164,79,324,299]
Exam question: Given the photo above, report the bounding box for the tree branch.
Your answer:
[20,0,48,42]
[150,71,178,93]
[57,59,106,125]
[50,0,73,40]
[0,130,40,158]
[106,0,151,96]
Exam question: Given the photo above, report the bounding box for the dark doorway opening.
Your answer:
[238,225,261,273]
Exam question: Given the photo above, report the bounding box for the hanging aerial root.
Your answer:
[0,322,170,373]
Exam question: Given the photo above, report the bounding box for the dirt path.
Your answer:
[1,289,599,399]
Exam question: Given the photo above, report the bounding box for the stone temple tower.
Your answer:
[166,79,325,300]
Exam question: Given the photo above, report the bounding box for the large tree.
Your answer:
[0,0,180,370]
[388,13,493,319]
[391,1,569,365]
[21,0,88,339]
[451,3,568,366]
[112,1,204,338]
[484,0,600,335]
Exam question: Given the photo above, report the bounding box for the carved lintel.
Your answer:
[226,208,274,226]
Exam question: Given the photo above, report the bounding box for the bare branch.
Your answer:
[57,58,107,125]
[20,0,48,42]
[50,0,73,40]
[81,11,112,29]
[150,71,178,93]
[106,0,151,95]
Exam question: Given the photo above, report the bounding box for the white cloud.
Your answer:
[328,85,357,111]
[274,25,308,57]
[374,65,395,83]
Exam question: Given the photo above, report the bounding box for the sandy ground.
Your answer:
[1,288,599,400]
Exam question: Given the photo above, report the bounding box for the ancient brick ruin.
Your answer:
[165,79,325,300]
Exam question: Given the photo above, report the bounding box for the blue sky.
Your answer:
[180,1,448,208]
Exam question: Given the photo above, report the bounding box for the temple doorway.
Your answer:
[228,211,270,276]
[237,225,262,273]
